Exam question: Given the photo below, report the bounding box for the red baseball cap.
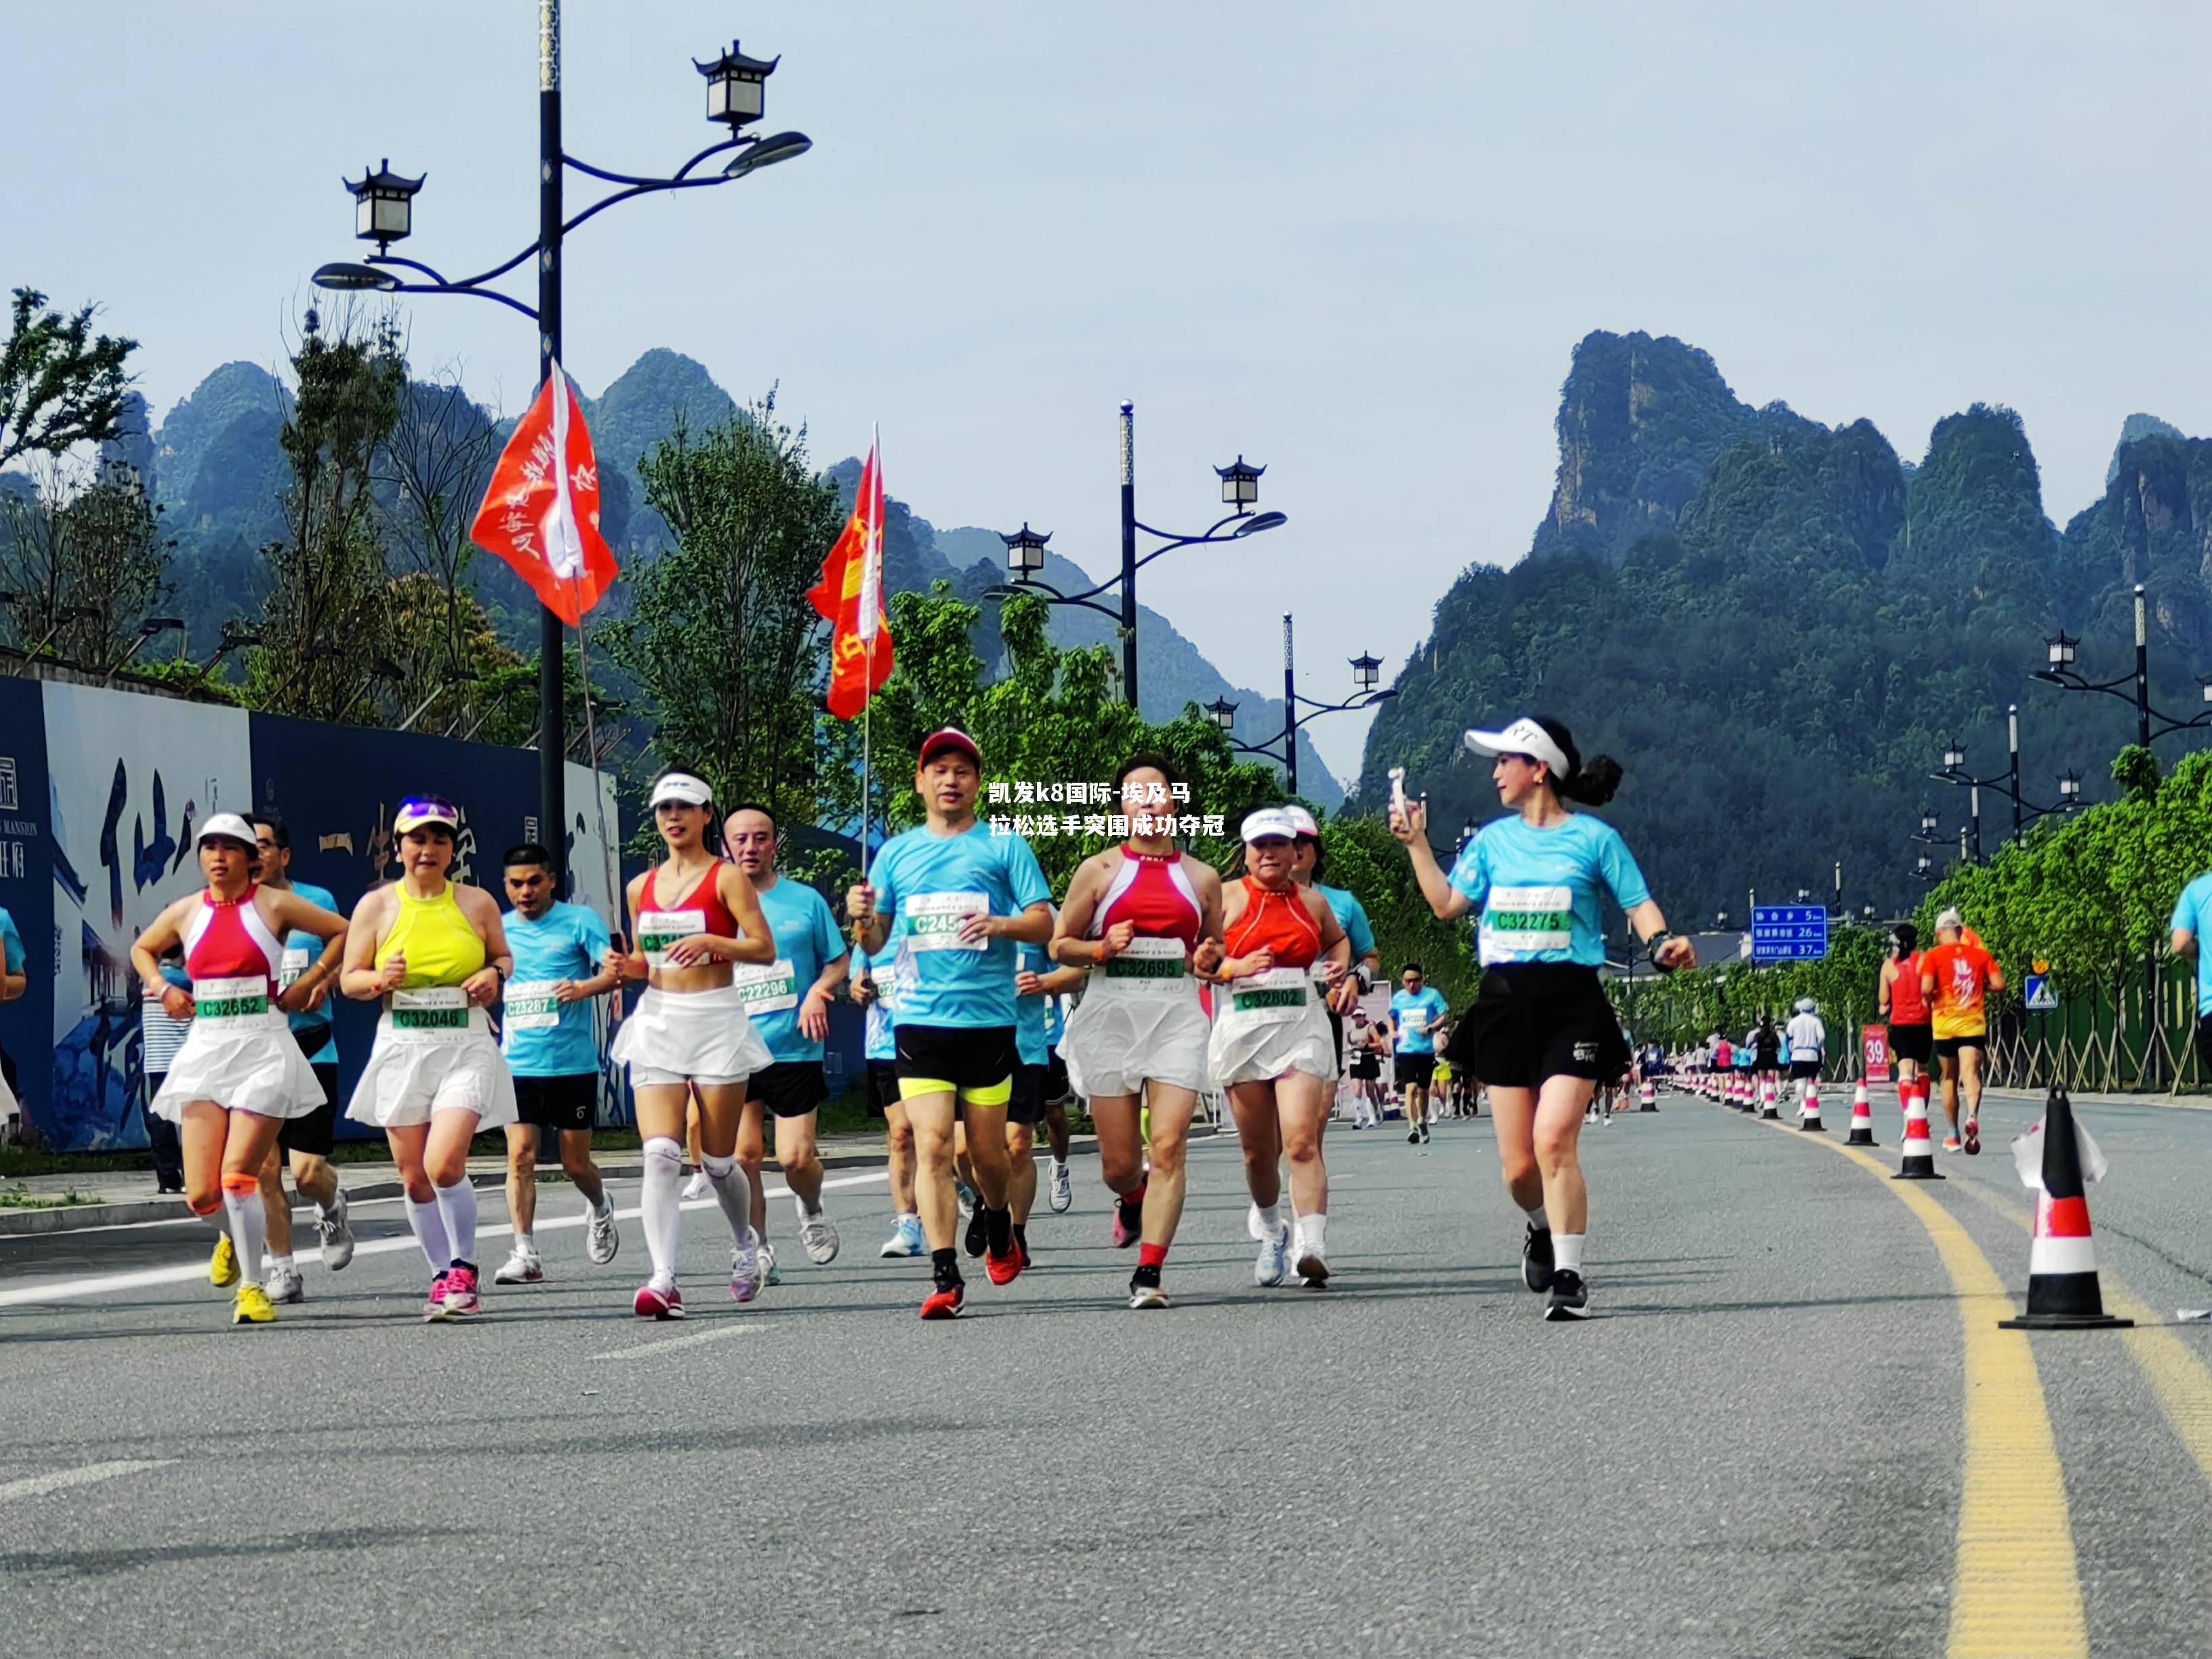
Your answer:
[918,726,981,767]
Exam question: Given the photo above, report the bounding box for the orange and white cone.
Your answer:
[1759,1080,1780,1120]
[1893,1080,1943,1180]
[2000,1086,2130,1330]
[1845,1081,1877,1146]
[1798,1080,1824,1132]
[1639,1080,1657,1113]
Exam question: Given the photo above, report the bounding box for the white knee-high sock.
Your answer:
[221,1183,267,1285]
[434,1178,478,1268]
[702,1152,756,1250]
[405,1194,452,1275]
[640,1136,684,1280]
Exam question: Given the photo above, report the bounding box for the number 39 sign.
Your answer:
[1861,1024,1891,1084]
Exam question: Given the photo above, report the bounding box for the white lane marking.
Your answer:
[0,1459,176,1504]
[0,1172,890,1309]
[590,1321,765,1361]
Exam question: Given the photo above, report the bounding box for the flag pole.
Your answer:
[859,425,882,890]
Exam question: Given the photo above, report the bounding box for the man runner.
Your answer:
[492,843,621,1283]
[1384,962,1450,1144]
[1919,908,2001,1154]
[251,814,356,1301]
[724,804,851,1276]
[847,728,1053,1319]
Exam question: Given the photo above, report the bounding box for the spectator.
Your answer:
[139,943,190,1193]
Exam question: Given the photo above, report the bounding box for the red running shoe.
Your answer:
[633,1279,685,1320]
[1963,1116,1981,1155]
[985,1245,1023,1286]
[920,1279,966,1320]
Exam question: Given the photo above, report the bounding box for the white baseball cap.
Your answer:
[196,812,258,850]
[1282,805,1321,838]
[1935,907,1964,932]
[1463,717,1570,779]
[649,772,714,808]
[1240,808,1300,844]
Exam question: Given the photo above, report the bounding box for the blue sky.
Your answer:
[10,1,2212,783]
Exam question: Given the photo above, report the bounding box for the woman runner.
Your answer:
[1392,717,1692,1320]
[133,815,349,1325]
[606,771,776,1318]
[341,796,516,1321]
[1053,754,1225,1309]
[1199,807,1351,1289]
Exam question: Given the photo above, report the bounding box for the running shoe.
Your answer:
[1521,1223,1555,1293]
[584,1200,620,1265]
[316,1189,356,1271]
[633,1277,685,1320]
[231,1283,276,1325]
[264,1262,304,1305]
[1942,1135,1963,1153]
[729,1231,763,1303]
[681,1169,710,1201]
[439,1264,482,1318]
[1420,1123,1432,1144]
[1544,1269,1591,1321]
[1129,1263,1168,1309]
[209,1233,239,1288]
[1407,1128,1422,1145]
[1015,1231,1034,1272]
[798,1205,840,1265]
[762,1242,783,1286]
[1110,1195,1143,1249]
[1293,1223,1330,1287]
[1254,1219,1290,1287]
[1048,1160,1073,1214]
[985,1240,1023,1286]
[964,1205,988,1258]
[424,1270,450,1320]
[955,1179,977,1218]
[1963,1117,1981,1156]
[920,1277,966,1320]
[879,1214,926,1257]
[493,1247,544,1286]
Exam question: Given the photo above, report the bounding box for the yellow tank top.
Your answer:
[375,882,487,986]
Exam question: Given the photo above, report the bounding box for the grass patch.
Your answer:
[0,1182,102,1209]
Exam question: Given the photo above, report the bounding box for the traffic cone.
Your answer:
[1639,1080,1657,1113]
[2001,1088,2131,1330]
[1893,1080,1944,1180]
[1845,1081,1877,1146]
[1759,1080,1780,1120]
[1798,1080,1824,1132]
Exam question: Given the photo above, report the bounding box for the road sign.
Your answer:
[1750,904,1828,962]
[2024,973,2058,1012]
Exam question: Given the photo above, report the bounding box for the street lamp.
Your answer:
[1002,524,1049,580]
[1216,455,1264,510]
[2031,583,2212,747]
[1206,697,1237,732]
[1222,613,1396,794]
[1351,651,1382,693]
[309,5,809,874]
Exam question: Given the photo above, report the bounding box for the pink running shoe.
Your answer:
[1109,1196,1141,1250]
[632,1279,686,1320]
[729,1233,763,1303]
[438,1264,481,1318]
[422,1270,450,1322]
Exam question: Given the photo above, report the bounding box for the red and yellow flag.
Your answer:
[469,361,619,626]
[808,436,893,718]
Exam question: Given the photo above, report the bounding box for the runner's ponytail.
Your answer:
[1532,716,1622,806]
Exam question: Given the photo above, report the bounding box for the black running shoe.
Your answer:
[1521,1223,1555,1293]
[1407,1129,1422,1145]
[964,1205,987,1258]
[1544,1269,1590,1321]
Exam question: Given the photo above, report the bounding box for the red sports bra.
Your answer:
[183,884,283,992]
[640,861,739,938]
[1223,876,1321,969]
[1094,846,1203,947]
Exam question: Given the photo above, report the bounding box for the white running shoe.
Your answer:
[1254,1218,1291,1287]
[1048,1160,1073,1214]
[880,1213,926,1256]
[314,1189,355,1272]
[682,1170,710,1201]
[264,1262,304,1305]
[493,1246,544,1285]
[797,1203,840,1265]
[729,1229,763,1302]
[1293,1222,1330,1287]
[584,1200,619,1265]
[762,1242,783,1286]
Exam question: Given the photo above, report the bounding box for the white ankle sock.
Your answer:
[1555,1232,1585,1273]
[514,1231,535,1253]
[434,1179,478,1268]
[1298,1212,1328,1250]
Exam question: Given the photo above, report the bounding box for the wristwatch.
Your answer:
[1645,932,1681,970]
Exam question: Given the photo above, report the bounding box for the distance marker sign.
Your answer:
[1750,904,1828,962]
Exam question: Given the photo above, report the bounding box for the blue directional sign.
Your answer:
[1750,904,1828,962]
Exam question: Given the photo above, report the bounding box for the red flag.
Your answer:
[470,362,619,626]
[808,436,893,718]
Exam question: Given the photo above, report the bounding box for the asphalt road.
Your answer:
[4,1088,2211,1658]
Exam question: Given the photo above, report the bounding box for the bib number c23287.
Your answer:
[502,981,562,1031]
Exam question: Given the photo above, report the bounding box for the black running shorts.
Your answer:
[1446,964,1628,1091]
[514,1073,598,1133]
[1008,1062,1050,1127]
[1931,1033,1986,1063]
[866,1059,901,1118]
[894,1023,1019,1107]
[1393,1054,1437,1088]
[1889,1023,1933,1065]
[747,1059,830,1120]
[277,1064,340,1157]
[1787,1059,1822,1082]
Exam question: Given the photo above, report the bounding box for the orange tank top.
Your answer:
[1224,876,1321,968]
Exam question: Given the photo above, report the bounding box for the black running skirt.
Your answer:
[1445,963,1629,1092]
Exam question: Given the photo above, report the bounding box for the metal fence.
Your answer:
[1980,961,2208,1096]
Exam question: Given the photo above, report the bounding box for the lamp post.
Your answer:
[102,617,186,686]
[310,5,808,867]
[1212,615,1396,794]
[2032,583,2212,748]
[1931,714,2079,853]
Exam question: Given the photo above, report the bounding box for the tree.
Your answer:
[0,287,136,468]
[380,375,503,683]
[0,455,170,666]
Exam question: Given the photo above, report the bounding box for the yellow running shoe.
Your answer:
[209,1233,239,1288]
[231,1283,275,1325]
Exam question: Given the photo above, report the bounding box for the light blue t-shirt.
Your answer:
[1390,985,1450,1054]
[501,901,613,1078]
[1016,939,1053,1067]
[861,940,900,1063]
[280,880,340,1065]
[0,907,23,975]
[1316,882,1376,962]
[743,876,848,1063]
[869,821,1052,1029]
[1446,813,1652,968]
[2171,873,2212,1015]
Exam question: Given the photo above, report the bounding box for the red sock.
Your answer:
[1139,1242,1168,1269]
[1122,1181,1147,1209]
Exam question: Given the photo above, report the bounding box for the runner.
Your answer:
[1785,997,1826,1090]
[1877,924,1931,1105]
[1008,925,1085,1268]
[1384,963,1450,1145]
[1919,908,2001,1155]
[249,814,356,1304]
[131,815,349,1326]
[1343,1012,1385,1127]
[852,939,924,1256]
[846,728,1053,1319]
[139,943,190,1193]
[1200,807,1350,1288]
[340,796,518,1321]
[491,842,621,1286]
[1391,716,1693,1321]
[1054,754,1225,1308]
[1752,1012,1783,1101]
[605,771,777,1318]
[2169,870,2212,1081]
[723,803,851,1280]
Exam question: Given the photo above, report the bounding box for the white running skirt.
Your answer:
[150,1013,325,1124]
[346,1004,517,1130]
[1061,980,1212,1098]
[610,982,771,1086]
[1208,970,1338,1088]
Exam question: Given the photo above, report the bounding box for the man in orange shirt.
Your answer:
[1919,908,2002,1155]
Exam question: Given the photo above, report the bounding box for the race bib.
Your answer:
[1102,935,1186,988]
[1481,884,1574,964]
[638,909,705,970]
[733,958,800,1015]
[903,891,988,953]
[503,980,562,1031]
[279,947,311,991]
[1231,966,1309,1022]
[392,985,470,1036]
[195,975,269,1023]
